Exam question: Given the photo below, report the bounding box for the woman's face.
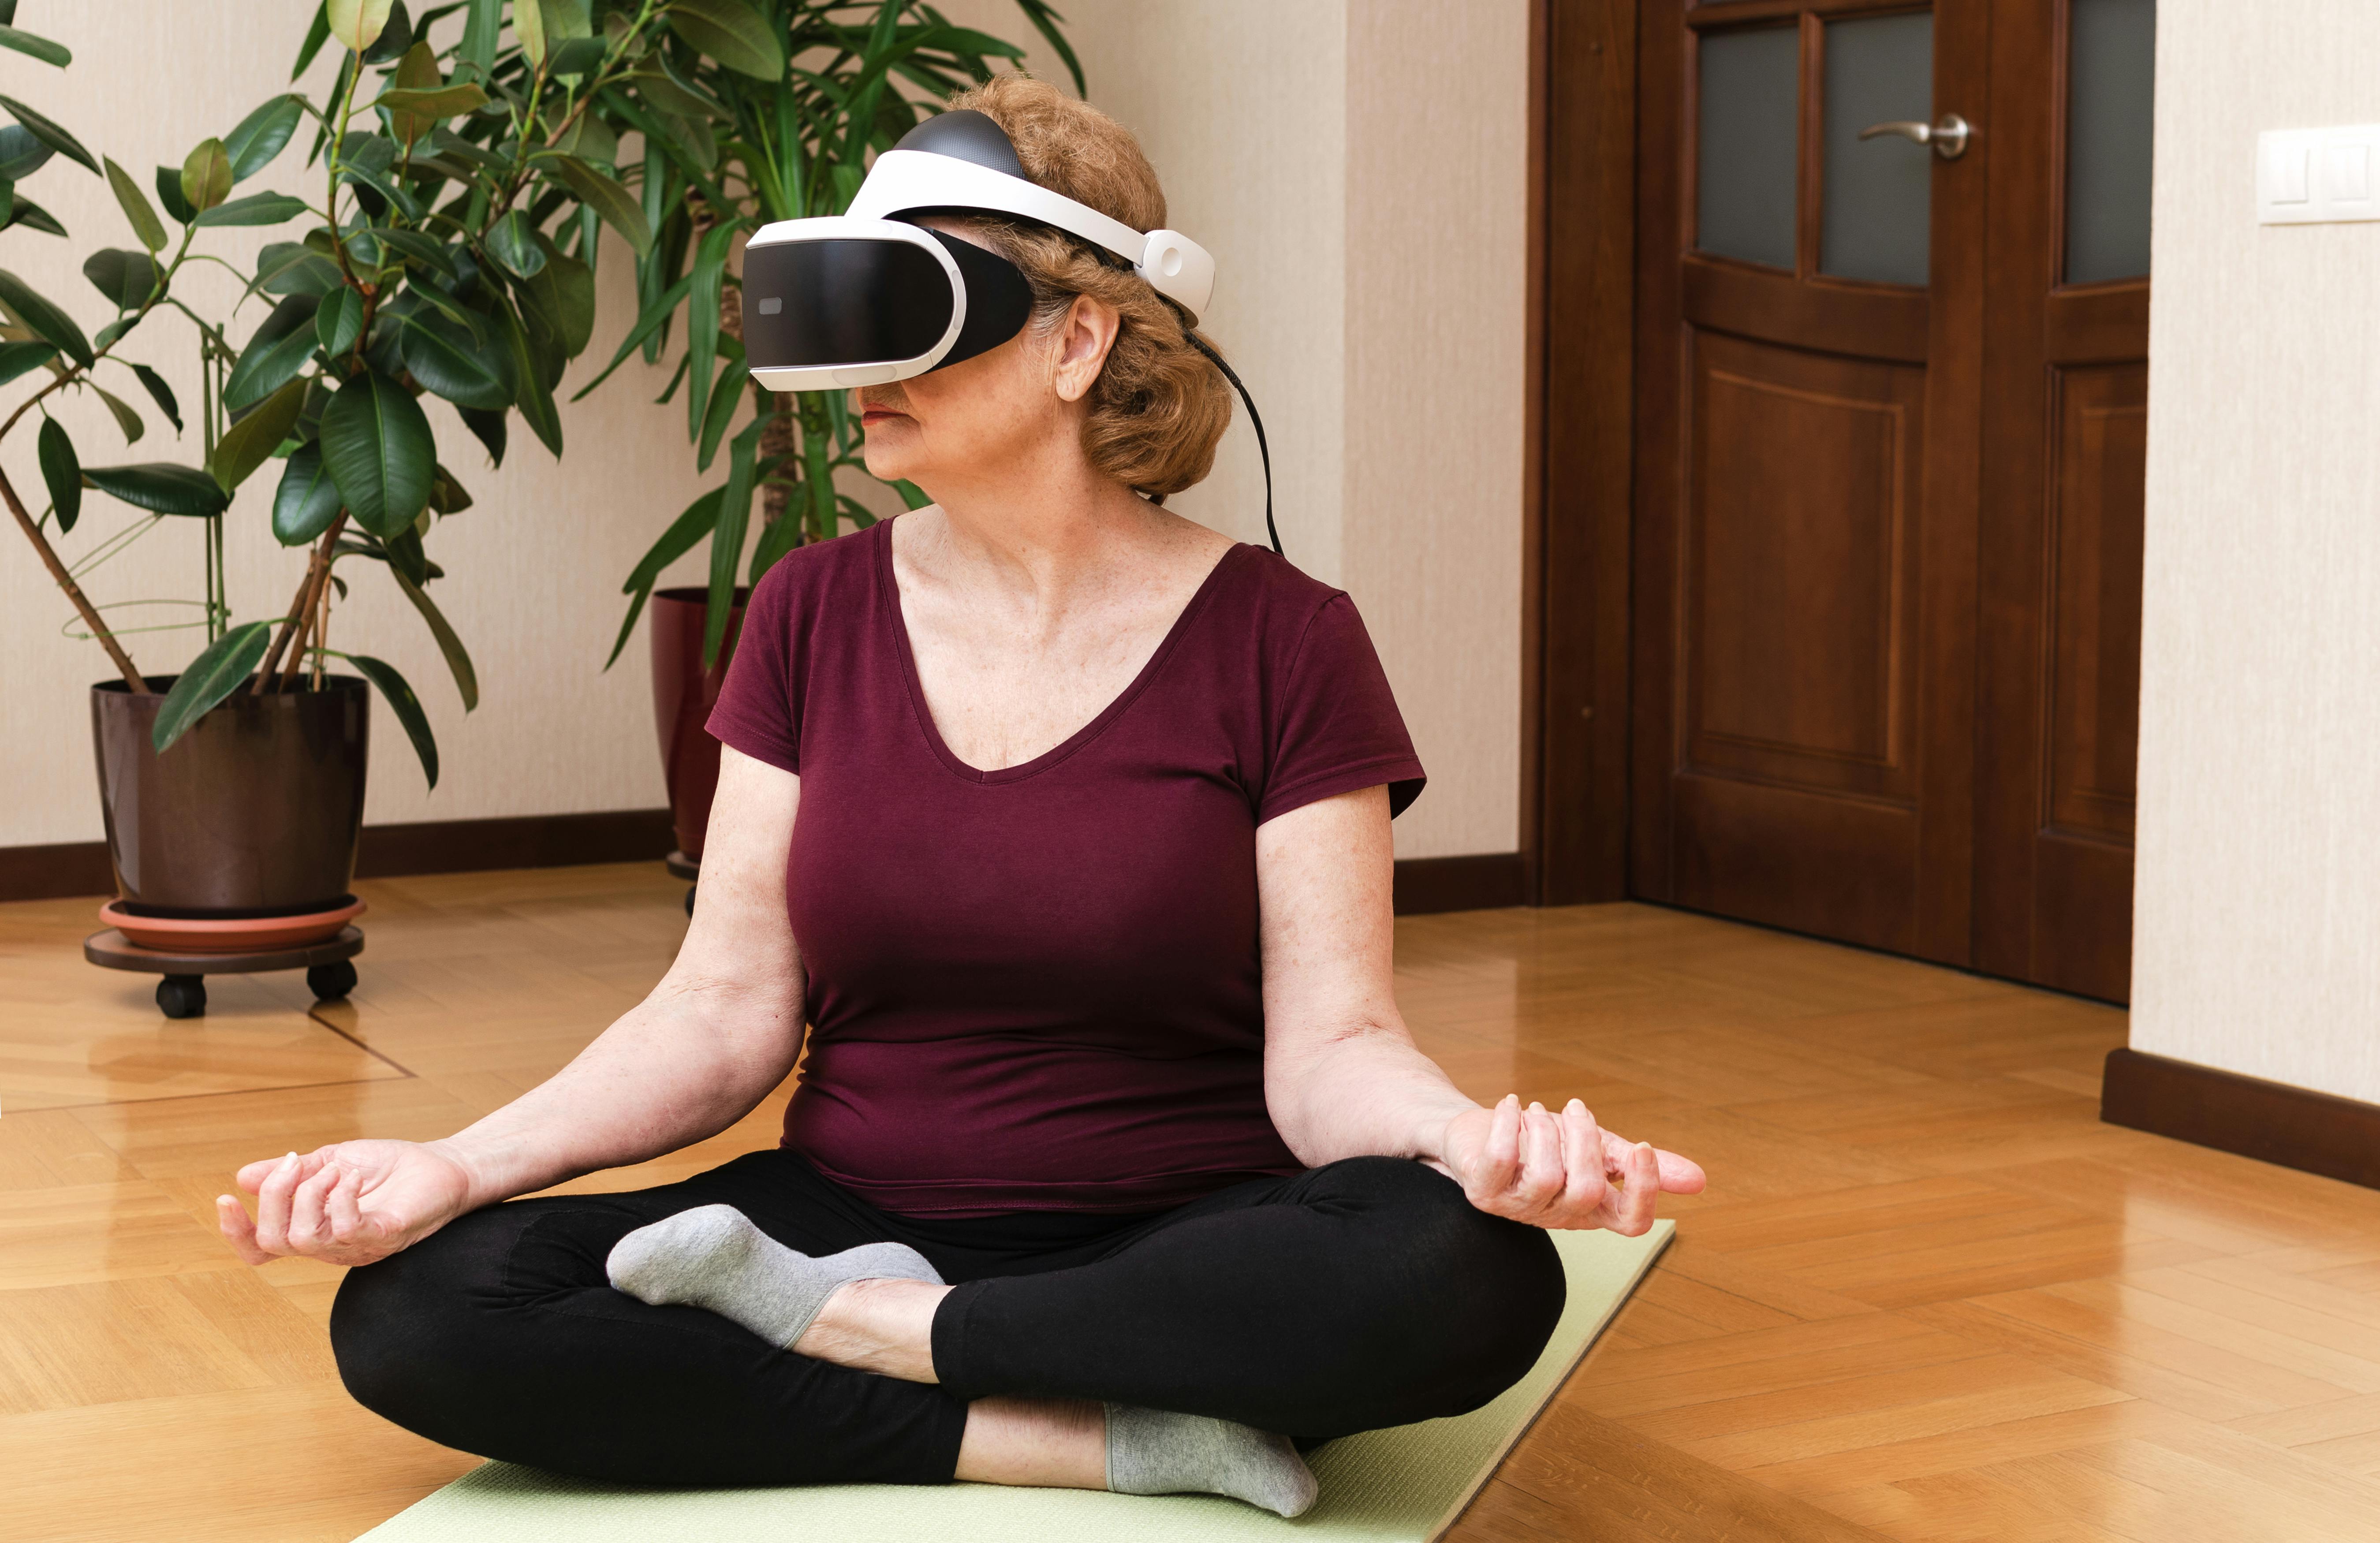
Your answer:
[852,223,1118,498]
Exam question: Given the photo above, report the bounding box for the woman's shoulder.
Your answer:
[744,520,887,626]
[1206,540,1365,652]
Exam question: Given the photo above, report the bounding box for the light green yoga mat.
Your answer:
[357,1220,1670,1543]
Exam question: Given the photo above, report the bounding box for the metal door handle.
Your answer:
[1858,113,1971,160]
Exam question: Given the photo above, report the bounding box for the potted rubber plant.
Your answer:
[576,0,1080,884]
[0,0,670,1005]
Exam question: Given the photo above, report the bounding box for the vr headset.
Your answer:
[742,109,1280,555]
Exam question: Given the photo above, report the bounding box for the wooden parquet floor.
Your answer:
[4,865,2379,1542]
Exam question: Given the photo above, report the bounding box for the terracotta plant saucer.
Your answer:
[98,895,367,953]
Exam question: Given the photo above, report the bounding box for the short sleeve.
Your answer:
[1257,593,1427,824]
[705,562,803,774]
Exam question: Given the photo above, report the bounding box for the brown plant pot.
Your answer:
[650,587,748,865]
[90,675,369,917]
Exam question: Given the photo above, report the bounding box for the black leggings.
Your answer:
[330,1150,1565,1487]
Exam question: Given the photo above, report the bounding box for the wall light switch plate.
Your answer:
[2259,125,2380,224]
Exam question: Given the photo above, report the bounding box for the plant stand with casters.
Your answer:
[82,926,365,1020]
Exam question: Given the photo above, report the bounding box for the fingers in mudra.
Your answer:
[1463,1094,1678,1235]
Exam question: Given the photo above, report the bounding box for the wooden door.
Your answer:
[1623,0,2152,1000]
[1972,0,2153,1002]
[1631,0,1991,963]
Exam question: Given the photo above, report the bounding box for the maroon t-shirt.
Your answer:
[706,517,1425,1215]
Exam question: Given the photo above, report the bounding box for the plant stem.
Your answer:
[252,514,347,693]
[0,464,145,690]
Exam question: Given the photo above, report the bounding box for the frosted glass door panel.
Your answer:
[1821,11,1934,286]
[2066,0,2156,283]
[1697,26,1799,270]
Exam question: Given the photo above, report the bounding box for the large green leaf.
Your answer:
[82,248,164,311]
[152,164,194,224]
[683,219,736,443]
[484,209,544,279]
[252,241,343,298]
[693,347,742,472]
[456,403,504,467]
[319,368,435,538]
[668,0,783,80]
[545,152,650,254]
[457,0,500,80]
[376,81,487,122]
[496,301,562,456]
[705,414,764,666]
[399,308,511,410]
[271,441,343,545]
[103,157,165,252]
[570,267,691,402]
[128,362,181,431]
[348,653,438,787]
[225,95,306,183]
[93,384,142,444]
[514,0,549,66]
[0,94,93,174]
[0,123,48,180]
[180,137,232,212]
[37,416,76,532]
[0,268,90,365]
[291,3,333,81]
[361,0,414,63]
[152,621,275,755]
[0,23,69,68]
[224,293,321,408]
[0,337,53,384]
[84,462,231,517]
[194,191,308,227]
[523,234,593,358]
[0,190,61,236]
[209,375,310,493]
[387,563,477,710]
[327,0,395,52]
[315,286,364,357]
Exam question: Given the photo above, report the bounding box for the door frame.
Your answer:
[1528,0,1641,904]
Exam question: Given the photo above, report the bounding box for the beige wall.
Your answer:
[0,1,711,846]
[4,2,1531,863]
[968,0,1532,860]
[2131,0,2380,1103]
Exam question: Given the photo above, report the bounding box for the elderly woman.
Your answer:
[218,77,1704,1518]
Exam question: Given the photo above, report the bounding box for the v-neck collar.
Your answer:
[873,517,1249,785]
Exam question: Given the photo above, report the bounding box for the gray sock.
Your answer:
[605,1203,943,1348]
[1104,1403,1319,1518]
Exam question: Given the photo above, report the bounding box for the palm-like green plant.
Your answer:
[581,0,1081,668]
[1,0,729,785]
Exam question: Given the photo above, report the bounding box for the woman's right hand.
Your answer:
[217,1139,476,1268]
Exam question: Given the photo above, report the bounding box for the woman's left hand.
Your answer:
[1439,1095,1706,1234]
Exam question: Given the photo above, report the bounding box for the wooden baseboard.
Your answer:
[4,817,1531,919]
[354,808,675,878]
[0,809,678,904]
[1393,851,1529,915]
[2102,1046,2380,1191]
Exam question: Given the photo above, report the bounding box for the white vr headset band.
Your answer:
[850,150,1217,322]
[744,149,1217,395]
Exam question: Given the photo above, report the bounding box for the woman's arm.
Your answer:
[218,746,808,1266]
[1258,786,1705,1234]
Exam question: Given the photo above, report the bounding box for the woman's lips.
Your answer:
[859,409,906,426]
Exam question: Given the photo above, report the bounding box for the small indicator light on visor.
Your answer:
[757,297,783,314]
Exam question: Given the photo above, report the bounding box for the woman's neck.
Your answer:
[908,452,1168,610]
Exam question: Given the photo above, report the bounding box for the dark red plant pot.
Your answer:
[650,588,748,864]
[90,675,369,915]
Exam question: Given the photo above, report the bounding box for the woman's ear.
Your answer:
[1050,294,1122,404]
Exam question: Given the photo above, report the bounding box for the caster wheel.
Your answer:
[307,961,358,1001]
[684,884,697,917]
[157,975,207,1019]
